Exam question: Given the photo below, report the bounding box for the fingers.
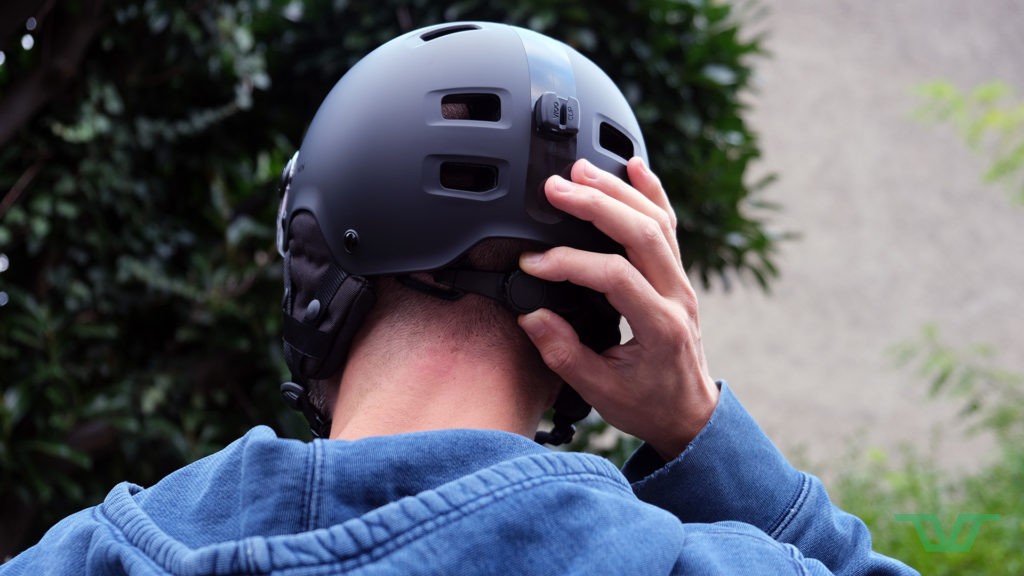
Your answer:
[569,158,662,225]
[548,175,684,295]
[570,158,682,265]
[527,157,697,339]
[625,158,681,264]
[520,247,677,344]
[624,157,675,228]
[519,159,718,458]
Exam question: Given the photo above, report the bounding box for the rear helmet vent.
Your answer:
[421,24,480,42]
[599,122,635,161]
[442,93,501,121]
[440,162,498,192]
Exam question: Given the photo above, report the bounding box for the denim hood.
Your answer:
[4,384,918,575]
[75,427,688,574]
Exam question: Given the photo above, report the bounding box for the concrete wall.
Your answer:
[695,0,1024,474]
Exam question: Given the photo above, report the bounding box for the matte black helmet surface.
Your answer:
[278,21,648,276]
[277,22,648,443]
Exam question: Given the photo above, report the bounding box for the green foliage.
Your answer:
[565,414,644,467]
[834,448,1023,574]
[0,0,774,555]
[0,0,303,556]
[831,328,1024,574]
[915,80,1024,204]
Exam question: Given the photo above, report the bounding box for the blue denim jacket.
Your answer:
[1,383,917,574]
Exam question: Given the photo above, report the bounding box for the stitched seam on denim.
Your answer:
[311,440,325,530]
[301,472,627,573]
[768,472,811,539]
[300,442,316,532]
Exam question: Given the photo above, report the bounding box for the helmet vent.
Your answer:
[599,122,634,161]
[421,24,480,42]
[441,93,501,121]
[440,162,498,192]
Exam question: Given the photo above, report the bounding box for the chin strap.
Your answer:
[280,381,332,439]
[532,389,590,445]
[410,267,621,446]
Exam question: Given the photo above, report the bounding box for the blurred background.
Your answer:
[0,0,1021,570]
[703,0,1024,474]
[698,2,1024,570]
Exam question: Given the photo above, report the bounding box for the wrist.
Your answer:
[650,377,720,462]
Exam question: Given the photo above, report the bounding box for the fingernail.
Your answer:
[553,176,573,194]
[582,159,598,179]
[519,311,548,337]
[520,251,544,266]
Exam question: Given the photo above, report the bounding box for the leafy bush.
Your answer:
[0,0,773,556]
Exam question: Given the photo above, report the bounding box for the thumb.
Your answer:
[518,309,606,397]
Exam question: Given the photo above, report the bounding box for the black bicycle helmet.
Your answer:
[277,22,648,444]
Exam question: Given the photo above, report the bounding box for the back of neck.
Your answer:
[329,339,546,440]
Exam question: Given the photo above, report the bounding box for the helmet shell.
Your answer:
[282,22,647,276]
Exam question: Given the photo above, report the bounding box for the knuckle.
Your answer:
[661,298,699,343]
[604,254,637,285]
[653,210,668,229]
[640,217,662,243]
[667,313,691,342]
[657,307,687,342]
[677,291,699,322]
[542,344,576,374]
[541,246,569,269]
[657,210,676,234]
[684,289,699,314]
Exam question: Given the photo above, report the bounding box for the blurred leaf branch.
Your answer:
[914,80,1024,204]
[890,325,1024,445]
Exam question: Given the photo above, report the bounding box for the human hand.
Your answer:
[518,158,719,461]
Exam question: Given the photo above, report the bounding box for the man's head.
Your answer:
[276,22,647,442]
